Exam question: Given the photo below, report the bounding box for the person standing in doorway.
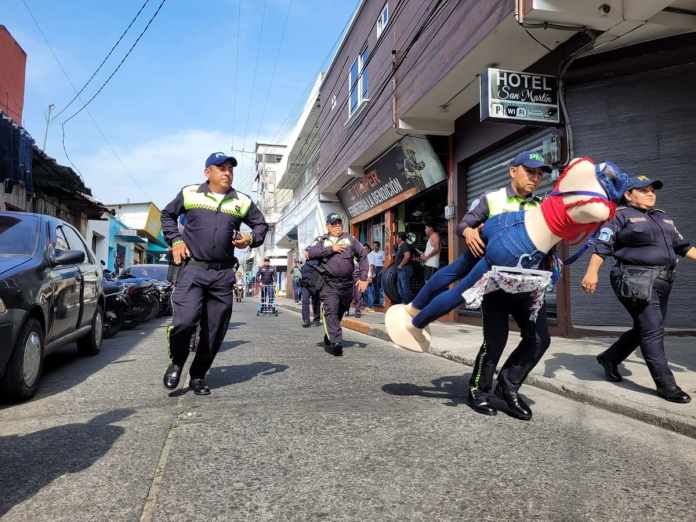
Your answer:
[371,241,384,307]
[395,232,416,303]
[420,224,441,282]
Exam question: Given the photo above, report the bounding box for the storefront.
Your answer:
[453,33,696,332]
[338,136,450,276]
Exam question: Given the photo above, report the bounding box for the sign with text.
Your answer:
[338,137,446,219]
[480,68,560,125]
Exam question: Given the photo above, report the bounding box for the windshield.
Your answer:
[124,265,169,281]
[0,215,38,255]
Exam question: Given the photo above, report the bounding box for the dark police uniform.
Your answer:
[300,259,321,326]
[307,233,368,352]
[256,265,276,304]
[593,205,692,393]
[162,182,268,382]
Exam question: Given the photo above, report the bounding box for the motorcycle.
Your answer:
[102,277,130,338]
[119,277,160,325]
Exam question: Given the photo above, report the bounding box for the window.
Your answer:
[331,93,337,111]
[376,3,389,38]
[54,227,69,252]
[348,48,369,117]
[61,225,90,263]
[0,215,38,255]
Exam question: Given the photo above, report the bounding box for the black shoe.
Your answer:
[190,378,211,396]
[495,381,532,421]
[302,322,311,328]
[597,354,622,382]
[323,335,331,347]
[467,389,497,416]
[328,343,343,357]
[313,319,322,327]
[163,364,182,390]
[657,386,691,404]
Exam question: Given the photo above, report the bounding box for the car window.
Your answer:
[61,226,90,263]
[55,226,70,252]
[0,215,38,255]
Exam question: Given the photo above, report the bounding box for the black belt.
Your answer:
[619,264,674,282]
[187,258,236,271]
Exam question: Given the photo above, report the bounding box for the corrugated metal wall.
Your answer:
[568,64,696,327]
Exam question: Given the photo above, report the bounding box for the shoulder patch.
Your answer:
[598,227,614,242]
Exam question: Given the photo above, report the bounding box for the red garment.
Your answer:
[540,158,617,243]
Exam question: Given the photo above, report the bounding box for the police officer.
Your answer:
[161,152,268,395]
[256,257,276,307]
[307,213,368,356]
[581,175,696,403]
[300,248,321,327]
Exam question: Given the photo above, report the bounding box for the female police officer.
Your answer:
[581,175,696,403]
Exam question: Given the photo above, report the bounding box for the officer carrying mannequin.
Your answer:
[307,213,368,356]
[582,175,696,403]
[161,152,268,395]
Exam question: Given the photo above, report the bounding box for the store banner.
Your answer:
[338,137,446,219]
[480,68,560,125]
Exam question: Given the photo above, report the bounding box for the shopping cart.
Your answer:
[256,284,278,316]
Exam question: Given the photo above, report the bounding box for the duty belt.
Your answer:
[619,263,674,282]
[187,258,236,271]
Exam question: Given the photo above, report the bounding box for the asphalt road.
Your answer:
[1,300,696,521]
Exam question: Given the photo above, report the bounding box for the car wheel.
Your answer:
[0,318,44,401]
[103,309,123,339]
[77,306,103,356]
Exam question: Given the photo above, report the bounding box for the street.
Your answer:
[2,301,696,521]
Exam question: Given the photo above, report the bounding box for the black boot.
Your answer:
[467,389,497,416]
[302,322,311,328]
[163,364,182,390]
[597,353,622,382]
[657,385,691,403]
[495,379,532,421]
[323,334,331,347]
[329,343,343,356]
[190,378,211,396]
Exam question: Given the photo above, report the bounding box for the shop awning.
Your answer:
[116,234,147,244]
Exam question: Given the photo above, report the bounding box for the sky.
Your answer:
[2,0,359,208]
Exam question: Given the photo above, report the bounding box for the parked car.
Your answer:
[0,212,104,401]
[120,264,173,316]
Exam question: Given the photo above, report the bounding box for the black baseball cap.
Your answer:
[326,213,343,225]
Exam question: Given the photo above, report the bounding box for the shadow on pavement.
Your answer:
[382,375,471,407]
[219,339,251,352]
[207,362,288,390]
[0,409,133,517]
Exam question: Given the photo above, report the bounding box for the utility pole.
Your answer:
[42,104,55,150]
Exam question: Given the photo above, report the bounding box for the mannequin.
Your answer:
[385,158,629,352]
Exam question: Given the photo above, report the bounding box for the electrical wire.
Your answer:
[62,0,168,125]
[53,0,152,120]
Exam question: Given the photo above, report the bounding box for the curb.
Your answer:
[277,302,696,439]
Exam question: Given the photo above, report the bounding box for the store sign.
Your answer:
[338,137,446,219]
[480,68,560,125]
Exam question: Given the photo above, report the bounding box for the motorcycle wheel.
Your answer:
[146,294,160,321]
[103,309,123,339]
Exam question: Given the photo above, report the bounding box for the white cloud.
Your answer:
[77,129,278,209]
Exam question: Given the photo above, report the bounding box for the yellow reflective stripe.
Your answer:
[181,186,252,218]
[486,187,539,217]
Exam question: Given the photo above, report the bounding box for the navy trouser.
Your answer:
[372,266,383,306]
[411,211,545,329]
[603,274,676,389]
[469,290,551,393]
[320,278,353,344]
[301,285,320,324]
[170,264,235,379]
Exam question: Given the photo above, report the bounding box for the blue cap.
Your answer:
[627,175,663,191]
[509,150,552,173]
[205,152,238,169]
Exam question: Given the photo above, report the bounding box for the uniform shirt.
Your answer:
[307,233,368,280]
[256,266,276,285]
[593,205,692,267]
[456,184,542,236]
[161,182,268,262]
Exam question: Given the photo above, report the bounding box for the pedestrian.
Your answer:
[581,175,696,403]
[371,240,384,306]
[351,260,363,318]
[256,258,276,308]
[307,213,368,356]
[420,224,441,281]
[161,152,268,395]
[394,232,416,303]
[364,244,375,307]
[300,248,322,327]
[292,262,302,303]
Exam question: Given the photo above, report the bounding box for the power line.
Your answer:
[62,0,168,125]
[20,0,152,200]
[53,0,152,120]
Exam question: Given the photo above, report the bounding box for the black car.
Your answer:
[120,264,173,316]
[0,212,104,401]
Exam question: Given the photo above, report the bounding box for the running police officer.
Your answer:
[465,152,552,420]
[581,175,696,403]
[307,213,368,356]
[161,152,268,395]
[256,257,276,305]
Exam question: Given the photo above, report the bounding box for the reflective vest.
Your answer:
[486,186,540,217]
[181,184,252,218]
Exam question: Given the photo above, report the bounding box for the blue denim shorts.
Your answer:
[481,211,545,269]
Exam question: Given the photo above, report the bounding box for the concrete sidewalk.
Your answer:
[278,297,696,438]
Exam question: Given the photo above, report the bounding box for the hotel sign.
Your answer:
[480,68,560,125]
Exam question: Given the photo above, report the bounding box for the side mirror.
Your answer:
[52,250,85,266]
